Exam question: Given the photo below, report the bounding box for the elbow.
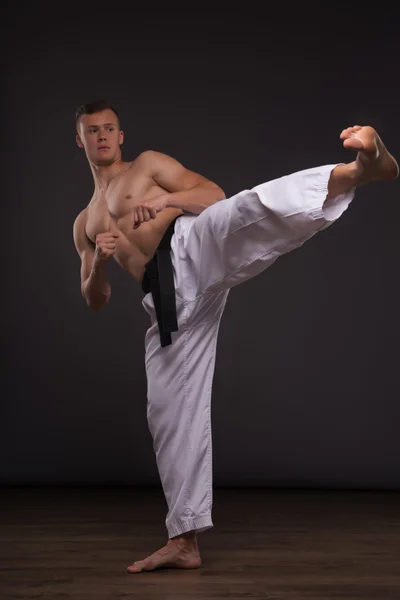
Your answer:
[91,302,105,312]
[212,182,226,201]
[81,287,110,312]
[204,182,225,203]
[90,295,110,312]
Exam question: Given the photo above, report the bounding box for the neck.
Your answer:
[89,157,128,192]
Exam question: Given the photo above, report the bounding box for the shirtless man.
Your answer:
[72,101,398,573]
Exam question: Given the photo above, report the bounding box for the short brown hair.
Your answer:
[75,101,120,130]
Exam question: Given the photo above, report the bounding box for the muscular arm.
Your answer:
[140,150,226,214]
[73,209,111,311]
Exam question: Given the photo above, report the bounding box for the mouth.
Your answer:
[98,146,110,151]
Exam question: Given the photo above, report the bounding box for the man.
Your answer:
[73,101,398,573]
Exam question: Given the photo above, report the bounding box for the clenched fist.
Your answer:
[94,231,119,262]
[132,194,169,229]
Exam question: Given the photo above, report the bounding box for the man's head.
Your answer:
[75,101,124,166]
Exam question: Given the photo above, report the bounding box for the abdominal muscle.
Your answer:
[85,193,183,285]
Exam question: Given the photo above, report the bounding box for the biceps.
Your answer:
[150,153,207,191]
[155,166,202,192]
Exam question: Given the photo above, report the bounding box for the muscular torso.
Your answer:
[84,158,183,284]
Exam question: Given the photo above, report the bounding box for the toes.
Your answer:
[127,558,157,573]
[127,561,143,573]
[340,128,351,139]
[343,137,363,150]
[340,125,362,139]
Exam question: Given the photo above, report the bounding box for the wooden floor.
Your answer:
[0,487,399,600]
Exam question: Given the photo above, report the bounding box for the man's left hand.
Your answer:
[132,195,169,230]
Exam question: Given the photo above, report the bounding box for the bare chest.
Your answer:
[85,173,163,243]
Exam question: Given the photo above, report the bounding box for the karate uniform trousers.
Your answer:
[142,164,355,538]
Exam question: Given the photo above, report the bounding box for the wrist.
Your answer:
[164,193,175,209]
[93,254,108,269]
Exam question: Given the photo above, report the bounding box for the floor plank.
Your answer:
[0,487,399,599]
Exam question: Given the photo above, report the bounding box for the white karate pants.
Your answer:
[142,164,355,538]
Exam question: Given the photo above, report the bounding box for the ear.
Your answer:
[76,134,84,148]
[119,129,124,146]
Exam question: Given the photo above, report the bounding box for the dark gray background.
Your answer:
[2,7,400,488]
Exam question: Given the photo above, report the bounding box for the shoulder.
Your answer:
[73,207,88,230]
[73,194,95,229]
[73,208,92,252]
[135,150,181,169]
[136,149,171,160]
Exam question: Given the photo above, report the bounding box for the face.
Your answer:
[76,109,124,166]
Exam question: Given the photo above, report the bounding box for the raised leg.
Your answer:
[177,125,397,300]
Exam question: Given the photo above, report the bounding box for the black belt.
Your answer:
[141,216,181,347]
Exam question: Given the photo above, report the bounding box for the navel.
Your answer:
[125,194,132,199]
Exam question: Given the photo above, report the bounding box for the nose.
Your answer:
[98,134,107,142]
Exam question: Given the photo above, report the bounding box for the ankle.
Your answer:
[170,530,198,547]
[173,530,196,540]
[327,162,361,199]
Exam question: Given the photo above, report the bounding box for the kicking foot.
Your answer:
[126,535,201,573]
[340,125,399,184]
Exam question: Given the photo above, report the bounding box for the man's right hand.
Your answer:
[94,231,119,262]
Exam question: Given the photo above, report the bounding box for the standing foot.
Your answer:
[127,533,201,573]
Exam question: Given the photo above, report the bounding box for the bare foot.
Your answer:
[340,125,399,183]
[126,535,201,573]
